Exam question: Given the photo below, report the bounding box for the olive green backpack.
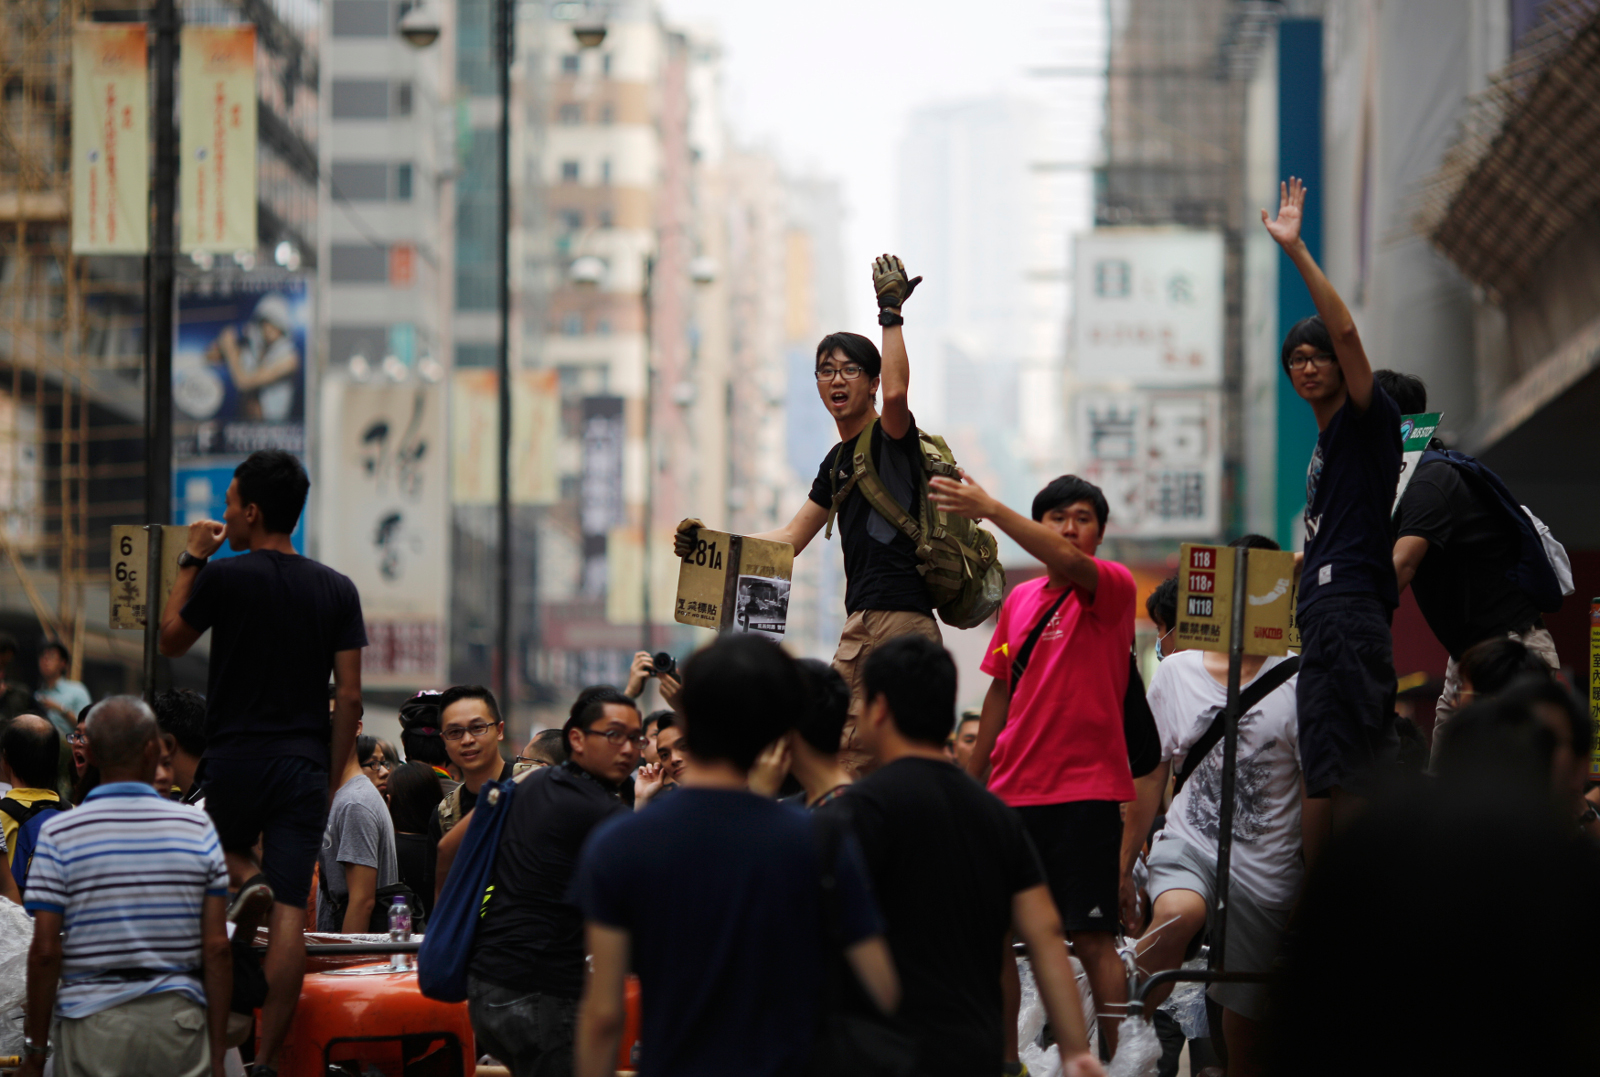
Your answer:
[825,419,1004,629]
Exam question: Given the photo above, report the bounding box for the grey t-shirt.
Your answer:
[317,772,399,932]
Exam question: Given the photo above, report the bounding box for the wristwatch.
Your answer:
[23,1034,50,1058]
[878,309,904,327]
[177,549,209,570]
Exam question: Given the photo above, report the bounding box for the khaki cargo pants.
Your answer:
[832,609,942,773]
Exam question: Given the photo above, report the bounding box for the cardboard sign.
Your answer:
[674,529,793,638]
[1393,411,1443,515]
[1174,543,1297,657]
[109,525,189,629]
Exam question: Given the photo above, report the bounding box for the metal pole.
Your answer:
[640,254,654,656]
[1210,544,1249,972]
[143,0,179,699]
[494,0,514,715]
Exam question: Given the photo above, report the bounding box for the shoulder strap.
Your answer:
[0,797,28,823]
[848,420,925,547]
[1173,657,1300,794]
[1009,589,1072,700]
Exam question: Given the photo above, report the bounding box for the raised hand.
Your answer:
[871,254,922,310]
[672,517,704,559]
[928,471,997,521]
[1261,176,1306,249]
[186,518,226,559]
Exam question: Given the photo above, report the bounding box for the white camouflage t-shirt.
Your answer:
[1146,651,1304,909]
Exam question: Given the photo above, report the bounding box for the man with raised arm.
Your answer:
[1261,177,1401,831]
[673,256,936,738]
[158,449,367,1077]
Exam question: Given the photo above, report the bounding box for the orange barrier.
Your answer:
[268,961,642,1076]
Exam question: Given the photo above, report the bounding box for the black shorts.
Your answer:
[203,755,329,909]
[1296,594,1399,797]
[1015,800,1122,934]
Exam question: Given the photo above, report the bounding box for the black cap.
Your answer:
[398,690,446,735]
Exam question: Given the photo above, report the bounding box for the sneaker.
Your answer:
[228,874,275,937]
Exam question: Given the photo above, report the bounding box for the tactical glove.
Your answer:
[872,253,922,310]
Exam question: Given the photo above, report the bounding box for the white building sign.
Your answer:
[1076,390,1222,538]
[1073,230,1224,386]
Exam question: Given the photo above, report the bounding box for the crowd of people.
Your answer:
[5,184,1600,1077]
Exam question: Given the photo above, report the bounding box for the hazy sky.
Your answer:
[657,0,1107,327]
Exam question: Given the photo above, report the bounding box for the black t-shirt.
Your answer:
[572,788,880,1077]
[470,761,627,997]
[1299,384,1402,616]
[180,550,367,769]
[1395,457,1541,658]
[808,419,932,615]
[394,831,436,921]
[824,757,1045,1077]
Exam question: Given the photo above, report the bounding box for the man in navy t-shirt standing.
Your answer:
[1262,178,1401,832]
[571,635,897,1077]
[160,449,367,1077]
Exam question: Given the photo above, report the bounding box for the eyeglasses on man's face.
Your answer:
[1287,351,1337,371]
[67,732,87,746]
[815,363,867,382]
[584,727,647,748]
[442,721,499,742]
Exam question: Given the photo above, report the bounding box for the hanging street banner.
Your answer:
[319,379,449,686]
[1174,543,1297,657]
[71,24,149,254]
[449,369,560,506]
[180,25,257,253]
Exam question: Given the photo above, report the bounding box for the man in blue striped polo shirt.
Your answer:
[19,697,232,1077]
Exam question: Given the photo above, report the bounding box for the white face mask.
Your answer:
[1155,628,1174,662]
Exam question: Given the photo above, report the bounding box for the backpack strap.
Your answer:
[1172,657,1300,794]
[847,420,926,552]
[825,441,860,541]
[1008,589,1072,700]
[0,796,62,826]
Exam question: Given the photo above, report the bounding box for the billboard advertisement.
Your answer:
[1075,389,1222,538]
[1073,230,1224,387]
[319,380,448,686]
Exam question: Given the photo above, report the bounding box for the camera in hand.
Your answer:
[651,652,677,679]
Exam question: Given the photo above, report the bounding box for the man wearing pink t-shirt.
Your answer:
[930,472,1163,1057]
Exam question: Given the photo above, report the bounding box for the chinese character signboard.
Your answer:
[1076,390,1221,538]
[72,24,149,254]
[1073,230,1224,386]
[580,396,626,596]
[1174,544,1296,656]
[318,380,448,686]
[674,530,794,639]
[180,26,257,253]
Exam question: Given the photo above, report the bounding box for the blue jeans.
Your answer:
[466,977,577,1077]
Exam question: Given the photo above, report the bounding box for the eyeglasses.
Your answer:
[815,363,867,382]
[442,721,499,742]
[67,732,87,746]
[361,758,391,773]
[584,727,648,748]
[1287,351,1337,370]
[514,755,551,768]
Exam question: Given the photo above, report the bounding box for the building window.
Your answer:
[597,208,613,229]
[600,103,614,125]
[601,53,612,75]
[331,79,390,119]
[558,103,582,125]
[562,313,584,336]
[596,317,612,336]
[561,160,580,183]
[330,161,389,200]
[600,159,611,185]
[394,163,413,200]
[332,0,389,37]
[394,81,414,116]
[330,244,390,283]
[561,53,580,74]
[456,343,497,368]
[559,209,583,233]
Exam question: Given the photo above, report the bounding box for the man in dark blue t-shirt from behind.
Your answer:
[159,449,367,1077]
[571,634,897,1077]
[1262,177,1401,837]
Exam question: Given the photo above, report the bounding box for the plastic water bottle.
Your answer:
[388,895,413,971]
